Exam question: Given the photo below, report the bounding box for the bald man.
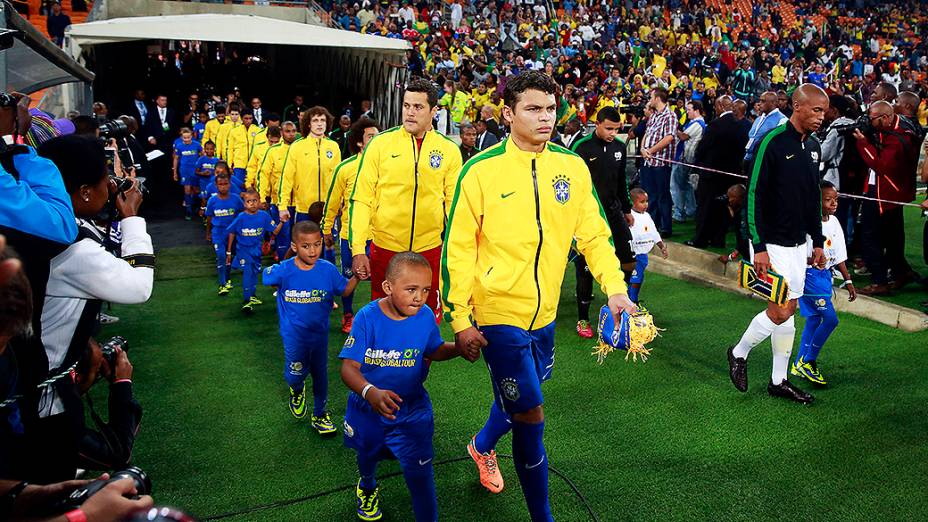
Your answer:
[688,95,750,247]
[853,100,920,295]
[893,91,924,140]
[728,84,829,404]
[744,92,788,163]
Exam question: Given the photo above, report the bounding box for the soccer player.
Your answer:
[216,104,240,163]
[322,116,379,334]
[225,188,283,314]
[244,113,280,191]
[229,110,257,187]
[569,106,636,338]
[206,172,244,294]
[277,107,342,224]
[263,220,359,434]
[202,105,226,146]
[195,141,219,209]
[791,181,857,384]
[627,188,669,303]
[260,121,299,260]
[349,78,463,321]
[727,84,829,404]
[442,71,636,521]
[193,109,209,142]
[340,252,473,522]
[172,128,203,220]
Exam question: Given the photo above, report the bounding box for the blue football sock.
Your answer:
[797,314,822,363]
[808,304,838,362]
[342,293,354,315]
[183,193,193,214]
[357,454,378,491]
[628,283,641,303]
[403,462,438,521]
[309,345,328,417]
[512,420,552,522]
[474,401,511,454]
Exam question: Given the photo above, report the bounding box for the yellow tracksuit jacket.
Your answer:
[215,121,236,160]
[244,128,270,189]
[277,136,342,213]
[202,118,222,147]
[348,126,462,255]
[441,139,628,333]
[229,124,258,170]
[322,154,360,241]
[256,142,290,204]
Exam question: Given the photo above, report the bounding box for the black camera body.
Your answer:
[63,467,151,509]
[832,114,872,136]
[100,336,129,376]
[95,175,148,222]
[0,92,17,108]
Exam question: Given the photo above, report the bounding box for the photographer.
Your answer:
[28,135,153,483]
[853,101,920,295]
[74,338,142,472]
[2,239,152,521]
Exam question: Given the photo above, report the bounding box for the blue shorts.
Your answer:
[198,175,212,193]
[799,295,834,318]
[343,393,434,466]
[181,171,198,187]
[480,321,556,414]
[629,253,649,284]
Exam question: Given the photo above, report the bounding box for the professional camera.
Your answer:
[100,335,128,376]
[96,175,149,221]
[98,119,131,140]
[0,92,17,108]
[62,467,151,509]
[625,104,647,118]
[831,114,872,135]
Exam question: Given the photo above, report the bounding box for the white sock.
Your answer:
[770,316,796,385]
[733,311,777,359]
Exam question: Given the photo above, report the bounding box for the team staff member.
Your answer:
[277,107,342,223]
[244,113,280,191]
[349,78,462,320]
[728,84,828,405]
[258,121,299,260]
[322,116,380,334]
[441,71,636,521]
[569,106,636,338]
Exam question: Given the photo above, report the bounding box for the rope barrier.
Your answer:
[627,155,926,208]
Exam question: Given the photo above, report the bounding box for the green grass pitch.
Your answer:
[96,242,928,521]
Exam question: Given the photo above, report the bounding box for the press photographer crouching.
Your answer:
[850,101,920,295]
[27,135,154,484]
[1,238,154,522]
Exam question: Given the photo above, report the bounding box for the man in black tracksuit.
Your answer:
[569,106,636,338]
[728,84,828,405]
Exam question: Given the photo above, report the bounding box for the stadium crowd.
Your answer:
[1,0,928,521]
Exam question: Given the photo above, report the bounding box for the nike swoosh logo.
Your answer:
[501,191,516,198]
[391,154,401,158]
[525,457,545,469]
[419,458,433,466]
[786,154,795,159]
[489,481,501,488]
[589,157,598,162]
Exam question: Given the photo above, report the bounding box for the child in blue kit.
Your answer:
[792,181,857,385]
[195,140,219,201]
[340,252,474,522]
[206,172,244,295]
[173,128,203,220]
[225,188,282,314]
[193,109,209,141]
[626,188,668,303]
[262,220,359,435]
[201,161,240,211]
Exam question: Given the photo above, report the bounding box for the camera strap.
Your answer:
[0,360,80,409]
[83,393,125,463]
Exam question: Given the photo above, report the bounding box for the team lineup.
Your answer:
[177,72,843,521]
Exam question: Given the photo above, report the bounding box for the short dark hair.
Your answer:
[686,99,704,114]
[72,115,97,136]
[405,77,439,109]
[266,126,282,139]
[37,135,107,195]
[385,251,432,281]
[650,87,669,103]
[292,220,321,239]
[503,71,557,109]
[265,113,281,122]
[204,140,216,148]
[349,116,380,155]
[214,160,230,174]
[307,201,325,224]
[597,106,621,123]
[630,187,647,200]
[821,180,836,190]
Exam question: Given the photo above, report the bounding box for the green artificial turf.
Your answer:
[95,238,928,521]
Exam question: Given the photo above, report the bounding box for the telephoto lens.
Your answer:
[63,467,152,509]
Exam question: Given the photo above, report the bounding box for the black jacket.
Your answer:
[746,121,824,253]
[695,113,750,177]
[570,132,631,216]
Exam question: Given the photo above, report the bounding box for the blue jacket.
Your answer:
[0,146,77,244]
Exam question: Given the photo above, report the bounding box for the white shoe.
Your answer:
[98,312,120,325]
